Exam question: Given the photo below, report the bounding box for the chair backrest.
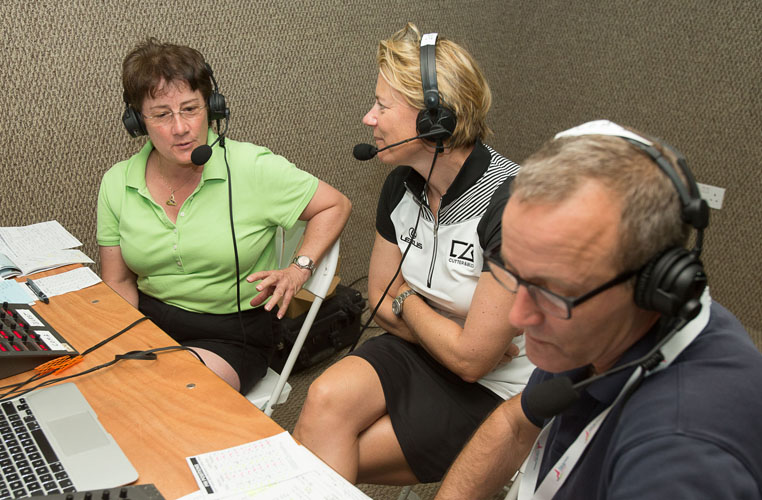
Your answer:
[246,222,340,416]
[275,221,307,269]
[275,221,340,299]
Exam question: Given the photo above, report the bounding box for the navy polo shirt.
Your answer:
[521,301,762,499]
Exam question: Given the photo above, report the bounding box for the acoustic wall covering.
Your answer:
[1,1,759,345]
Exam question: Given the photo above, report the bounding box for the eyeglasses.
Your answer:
[484,246,638,319]
[142,104,206,126]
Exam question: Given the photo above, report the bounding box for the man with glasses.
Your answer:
[435,121,762,499]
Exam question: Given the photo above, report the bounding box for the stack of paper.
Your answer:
[0,221,93,279]
[183,432,371,500]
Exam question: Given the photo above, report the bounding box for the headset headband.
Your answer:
[555,120,709,248]
[420,33,440,111]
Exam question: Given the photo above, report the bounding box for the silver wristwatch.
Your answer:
[292,255,316,274]
[392,289,418,317]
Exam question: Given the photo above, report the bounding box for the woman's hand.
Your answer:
[498,333,522,365]
[247,265,312,319]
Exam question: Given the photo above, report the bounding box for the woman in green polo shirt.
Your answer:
[96,39,351,394]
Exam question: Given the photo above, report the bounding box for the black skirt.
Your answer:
[351,333,503,483]
[138,291,275,394]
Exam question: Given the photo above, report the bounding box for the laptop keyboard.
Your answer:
[0,397,75,499]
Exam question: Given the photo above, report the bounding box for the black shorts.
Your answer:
[351,333,503,483]
[138,291,275,394]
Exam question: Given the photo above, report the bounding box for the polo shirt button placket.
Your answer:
[172,227,180,267]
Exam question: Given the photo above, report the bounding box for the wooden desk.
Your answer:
[2,266,284,499]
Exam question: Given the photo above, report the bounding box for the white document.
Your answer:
[0,220,83,255]
[187,432,312,495]
[0,221,93,277]
[186,432,370,499]
[248,446,371,500]
[32,267,102,298]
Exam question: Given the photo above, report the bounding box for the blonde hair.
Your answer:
[513,133,690,272]
[377,23,492,149]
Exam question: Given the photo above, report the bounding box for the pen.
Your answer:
[26,278,49,304]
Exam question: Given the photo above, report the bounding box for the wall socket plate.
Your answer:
[696,182,725,210]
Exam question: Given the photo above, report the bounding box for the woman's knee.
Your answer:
[191,348,241,391]
[301,371,351,419]
[299,358,384,427]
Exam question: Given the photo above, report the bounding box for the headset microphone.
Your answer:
[353,128,450,161]
[352,143,377,161]
[524,317,686,419]
[524,377,580,419]
[191,136,219,166]
[191,112,229,166]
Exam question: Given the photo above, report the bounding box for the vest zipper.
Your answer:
[427,217,439,288]
[404,181,441,289]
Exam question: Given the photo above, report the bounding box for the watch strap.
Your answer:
[393,289,418,317]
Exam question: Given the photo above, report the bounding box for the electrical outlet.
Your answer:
[697,182,725,210]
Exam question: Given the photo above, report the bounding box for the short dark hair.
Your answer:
[122,38,212,112]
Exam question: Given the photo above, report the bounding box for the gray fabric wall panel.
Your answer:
[1,1,759,354]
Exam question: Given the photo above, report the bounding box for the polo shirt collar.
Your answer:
[124,128,227,191]
[403,141,489,205]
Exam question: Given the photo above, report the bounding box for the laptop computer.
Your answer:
[0,383,138,498]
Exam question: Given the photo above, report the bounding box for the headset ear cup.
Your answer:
[663,251,707,320]
[122,105,146,137]
[416,108,435,135]
[435,106,457,137]
[416,106,457,140]
[634,255,657,311]
[207,91,227,121]
[634,247,707,319]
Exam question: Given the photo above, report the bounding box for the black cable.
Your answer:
[0,316,151,397]
[347,143,441,352]
[347,275,369,289]
[221,133,249,389]
[80,316,151,356]
[0,372,46,395]
[0,345,197,402]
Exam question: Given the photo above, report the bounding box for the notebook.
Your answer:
[0,383,138,498]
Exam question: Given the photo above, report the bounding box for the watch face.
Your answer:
[392,299,401,316]
[294,255,314,269]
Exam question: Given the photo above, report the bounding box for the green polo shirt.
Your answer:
[97,129,319,314]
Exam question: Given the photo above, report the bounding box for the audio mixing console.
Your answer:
[0,302,78,379]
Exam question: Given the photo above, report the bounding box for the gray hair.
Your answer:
[512,133,690,272]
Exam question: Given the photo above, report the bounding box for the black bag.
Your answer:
[270,284,365,373]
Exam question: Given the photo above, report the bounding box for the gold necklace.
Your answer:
[156,166,198,206]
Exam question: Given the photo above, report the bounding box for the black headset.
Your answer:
[416,33,457,145]
[121,62,228,138]
[628,138,710,322]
